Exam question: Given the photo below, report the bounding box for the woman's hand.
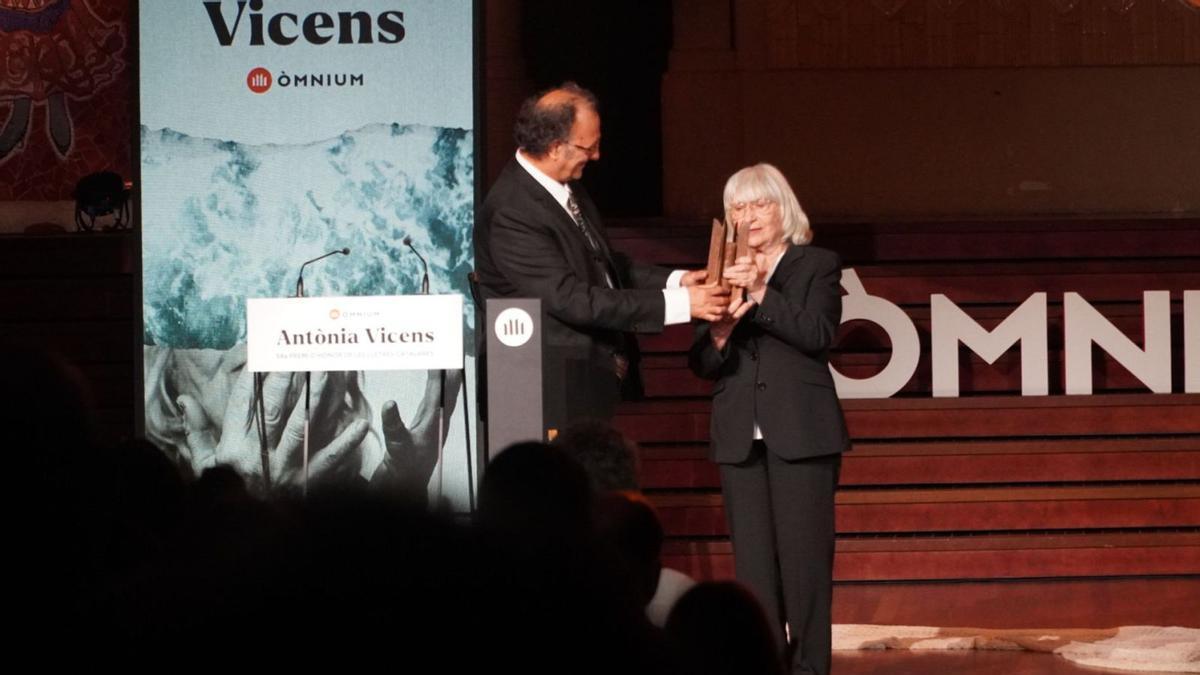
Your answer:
[723,254,769,303]
[708,293,756,351]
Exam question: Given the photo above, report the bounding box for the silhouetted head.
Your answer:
[594,492,664,608]
[665,581,784,675]
[552,419,640,493]
[477,441,594,540]
[1,342,99,495]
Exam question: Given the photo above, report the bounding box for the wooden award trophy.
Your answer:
[706,216,751,302]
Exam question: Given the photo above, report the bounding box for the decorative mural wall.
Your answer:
[0,0,130,200]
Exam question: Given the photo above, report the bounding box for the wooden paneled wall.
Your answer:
[764,0,1200,69]
[662,0,1200,218]
[0,234,136,444]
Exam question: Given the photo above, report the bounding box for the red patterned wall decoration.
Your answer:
[0,0,131,200]
[767,0,1200,69]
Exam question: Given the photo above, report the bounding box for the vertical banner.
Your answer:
[139,1,476,507]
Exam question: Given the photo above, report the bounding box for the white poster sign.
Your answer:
[247,295,463,372]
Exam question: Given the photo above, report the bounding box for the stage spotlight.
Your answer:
[73,171,131,232]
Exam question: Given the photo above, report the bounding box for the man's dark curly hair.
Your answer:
[513,82,599,158]
[552,419,639,493]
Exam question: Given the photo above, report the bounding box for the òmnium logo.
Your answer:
[329,308,341,320]
[247,67,272,93]
[494,308,534,348]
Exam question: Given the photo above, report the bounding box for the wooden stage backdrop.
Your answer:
[607,217,1200,624]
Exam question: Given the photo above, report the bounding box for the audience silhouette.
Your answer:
[4,349,780,671]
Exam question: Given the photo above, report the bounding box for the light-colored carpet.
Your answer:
[833,624,1200,672]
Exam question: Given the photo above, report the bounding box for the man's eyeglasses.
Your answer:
[729,198,776,214]
[568,140,600,156]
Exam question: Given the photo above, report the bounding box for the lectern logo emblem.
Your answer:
[494,308,533,348]
[329,309,341,320]
[247,67,272,93]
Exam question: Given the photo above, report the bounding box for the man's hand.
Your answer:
[679,269,708,287]
[688,284,730,322]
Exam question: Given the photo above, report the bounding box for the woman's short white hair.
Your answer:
[722,163,812,245]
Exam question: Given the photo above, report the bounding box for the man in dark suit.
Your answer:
[475,83,727,435]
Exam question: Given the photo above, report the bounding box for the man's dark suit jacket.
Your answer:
[689,244,849,462]
[475,159,671,431]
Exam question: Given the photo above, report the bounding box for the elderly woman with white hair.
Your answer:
[688,163,849,675]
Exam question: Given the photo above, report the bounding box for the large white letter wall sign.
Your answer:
[1184,291,1198,394]
[833,269,921,399]
[931,293,1049,397]
[830,270,1194,398]
[1064,291,1172,395]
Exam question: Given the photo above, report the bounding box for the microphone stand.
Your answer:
[404,237,443,503]
[294,275,310,498]
[293,248,350,496]
[404,236,430,295]
[399,238,478,512]
[397,238,477,512]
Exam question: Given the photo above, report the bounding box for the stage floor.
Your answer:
[829,578,1198,674]
[832,649,1182,675]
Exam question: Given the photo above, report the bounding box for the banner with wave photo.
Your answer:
[138,0,477,507]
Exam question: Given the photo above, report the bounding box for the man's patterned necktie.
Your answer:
[566,192,602,254]
[566,192,631,379]
[566,191,615,289]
